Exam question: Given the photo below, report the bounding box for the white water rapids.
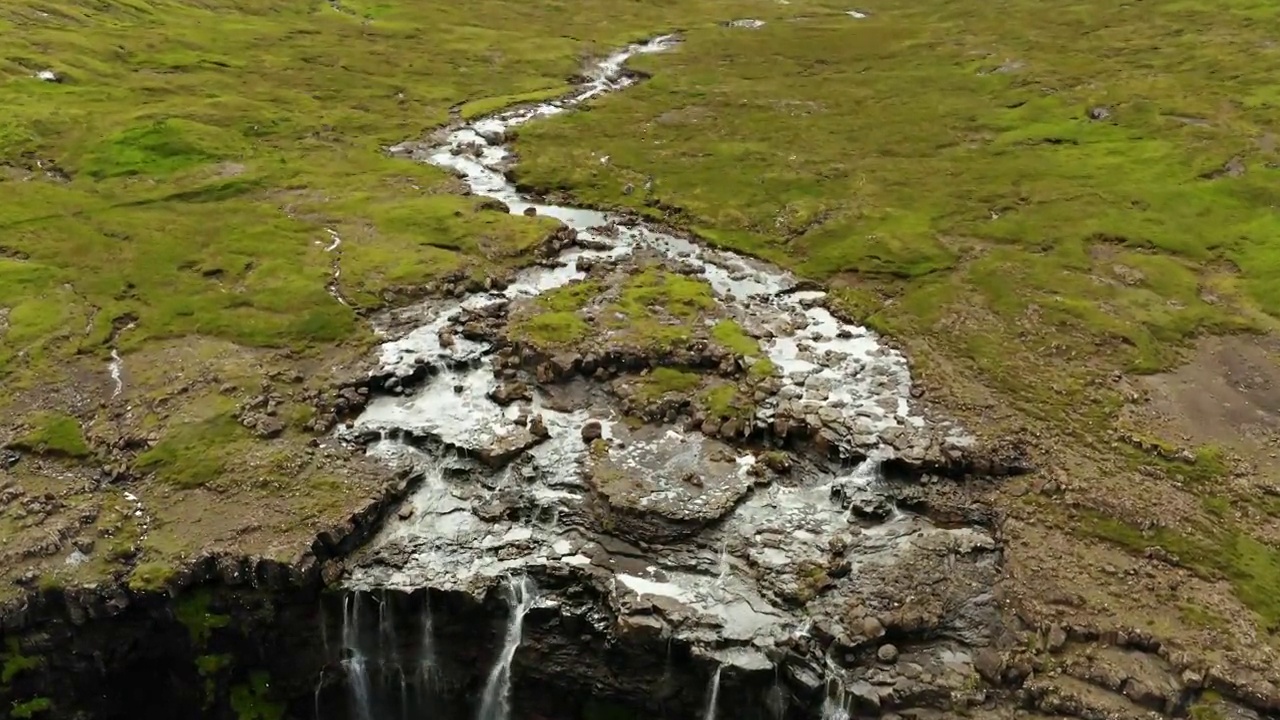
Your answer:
[333,28,985,720]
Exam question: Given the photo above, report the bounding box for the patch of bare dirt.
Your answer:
[1136,334,1280,451]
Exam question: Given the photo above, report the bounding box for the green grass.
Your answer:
[710,320,760,356]
[635,367,702,401]
[229,671,284,720]
[1,640,42,684]
[1080,511,1280,632]
[602,268,717,348]
[174,589,230,647]
[10,698,51,719]
[8,412,90,457]
[0,0,788,391]
[507,0,1280,426]
[133,414,249,489]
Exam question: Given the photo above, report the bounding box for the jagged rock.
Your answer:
[1046,624,1068,652]
[974,648,1004,683]
[488,381,531,406]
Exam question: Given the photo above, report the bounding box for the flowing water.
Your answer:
[702,664,722,720]
[476,576,539,720]
[335,591,439,720]
[337,24,984,720]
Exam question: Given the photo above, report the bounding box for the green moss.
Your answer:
[197,654,233,676]
[197,654,234,709]
[537,280,602,313]
[1189,690,1226,720]
[614,269,715,320]
[128,561,177,592]
[229,671,284,720]
[1080,511,1280,631]
[10,698,51,719]
[512,311,591,346]
[1,640,42,683]
[702,383,751,420]
[133,414,248,489]
[635,367,702,400]
[9,412,90,458]
[710,320,760,357]
[175,589,230,647]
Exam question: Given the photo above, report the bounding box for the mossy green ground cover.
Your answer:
[4,0,1280,672]
[0,0,802,593]
[506,1,1280,641]
[511,0,1280,389]
[0,0,791,390]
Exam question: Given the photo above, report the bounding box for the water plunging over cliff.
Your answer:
[333,590,439,720]
[476,577,538,720]
[336,25,996,720]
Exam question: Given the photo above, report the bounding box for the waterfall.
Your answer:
[477,576,539,720]
[702,664,722,720]
[419,598,438,684]
[820,677,850,720]
[342,593,375,720]
[332,590,439,720]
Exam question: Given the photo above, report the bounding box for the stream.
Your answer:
[326,30,993,720]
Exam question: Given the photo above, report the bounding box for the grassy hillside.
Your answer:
[3,0,1280,698]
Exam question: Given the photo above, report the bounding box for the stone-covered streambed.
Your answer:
[0,33,1026,720]
[326,31,1014,720]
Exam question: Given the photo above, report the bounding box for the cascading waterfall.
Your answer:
[476,576,539,720]
[819,676,851,720]
[702,664,722,720]
[332,590,439,720]
[342,593,375,720]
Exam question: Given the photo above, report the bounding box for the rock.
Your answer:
[877,644,899,663]
[529,414,549,439]
[1087,105,1111,120]
[1046,624,1069,652]
[254,417,285,439]
[488,381,532,406]
[36,70,61,83]
[397,506,413,520]
[523,207,537,217]
[974,648,1004,684]
[1122,678,1164,710]
[475,426,546,467]
[476,128,505,144]
[581,420,603,443]
[862,616,885,640]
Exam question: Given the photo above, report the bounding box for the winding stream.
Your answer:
[335,30,990,720]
